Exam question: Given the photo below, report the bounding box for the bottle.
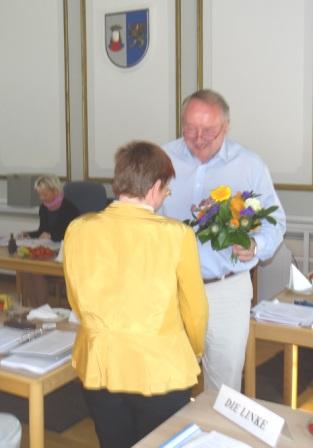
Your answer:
[8,233,17,255]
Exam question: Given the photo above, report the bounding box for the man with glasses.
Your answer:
[161,89,286,392]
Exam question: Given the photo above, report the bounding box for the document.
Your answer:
[251,299,313,327]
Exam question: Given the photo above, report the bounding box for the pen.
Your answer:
[294,299,313,307]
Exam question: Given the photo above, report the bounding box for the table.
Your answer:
[0,245,64,305]
[0,246,63,277]
[244,289,313,409]
[0,319,77,448]
[133,390,313,447]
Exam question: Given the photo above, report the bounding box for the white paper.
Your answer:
[288,263,312,292]
[183,431,252,448]
[213,385,285,447]
[54,239,64,262]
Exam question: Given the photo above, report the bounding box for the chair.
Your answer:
[63,181,108,215]
[52,181,109,305]
[0,413,22,448]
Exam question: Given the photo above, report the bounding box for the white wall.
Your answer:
[0,0,313,218]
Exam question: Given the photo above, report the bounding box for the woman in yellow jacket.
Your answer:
[64,141,208,448]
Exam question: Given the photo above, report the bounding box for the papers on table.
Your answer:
[287,263,313,293]
[160,424,252,448]
[251,299,313,327]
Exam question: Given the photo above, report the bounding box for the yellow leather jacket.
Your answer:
[64,202,208,395]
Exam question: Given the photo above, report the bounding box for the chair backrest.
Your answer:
[64,181,108,214]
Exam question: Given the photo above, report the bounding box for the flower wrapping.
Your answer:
[185,185,278,255]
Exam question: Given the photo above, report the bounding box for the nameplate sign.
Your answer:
[213,384,285,447]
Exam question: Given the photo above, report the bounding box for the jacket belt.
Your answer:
[203,272,235,284]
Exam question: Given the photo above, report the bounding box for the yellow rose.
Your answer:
[211,185,232,202]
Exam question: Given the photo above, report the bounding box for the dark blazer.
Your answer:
[28,198,79,242]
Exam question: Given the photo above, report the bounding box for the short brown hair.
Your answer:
[112,141,175,198]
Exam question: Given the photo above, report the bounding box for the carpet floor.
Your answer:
[255,347,313,404]
[0,380,89,432]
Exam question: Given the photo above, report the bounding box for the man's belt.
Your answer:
[203,272,235,284]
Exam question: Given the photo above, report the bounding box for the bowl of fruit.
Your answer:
[18,245,56,259]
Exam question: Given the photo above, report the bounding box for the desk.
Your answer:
[244,290,313,409]
[133,390,313,447]
[0,246,63,277]
[0,320,77,448]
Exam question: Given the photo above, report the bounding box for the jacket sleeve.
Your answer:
[27,205,46,238]
[177,226,208,358]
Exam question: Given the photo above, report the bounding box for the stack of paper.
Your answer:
[251,299,313,327]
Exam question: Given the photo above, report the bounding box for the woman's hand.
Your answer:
[39,232,51,240]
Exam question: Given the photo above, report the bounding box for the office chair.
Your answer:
[63,180,108,214]
[0,413,22,448]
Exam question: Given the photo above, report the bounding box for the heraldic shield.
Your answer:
[105,9,149,68]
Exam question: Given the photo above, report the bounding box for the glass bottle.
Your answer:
[8,233,17,254]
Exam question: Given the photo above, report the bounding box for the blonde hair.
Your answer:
[34,174,63,194]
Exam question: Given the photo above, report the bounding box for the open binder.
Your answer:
[0,328,76,374]
[0,326,43,355]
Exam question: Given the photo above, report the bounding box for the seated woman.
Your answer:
[20,174,79,306]
[64,141,208,448]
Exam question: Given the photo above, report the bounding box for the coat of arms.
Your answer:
[105,9,149,68]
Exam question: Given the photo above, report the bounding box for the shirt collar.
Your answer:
[114,200,154,212]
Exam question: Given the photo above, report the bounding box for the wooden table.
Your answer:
[0,320,77,448]
[133,390,313,447]
[244,290,313,409]
[0,246,63,277]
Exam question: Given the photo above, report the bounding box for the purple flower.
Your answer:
[198,203,220,225]
[241,191,253,200]
[240,206,254,217]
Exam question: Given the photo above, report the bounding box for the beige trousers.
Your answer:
[202,271,252,392]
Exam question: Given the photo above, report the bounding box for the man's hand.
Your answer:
[232,238,257,262]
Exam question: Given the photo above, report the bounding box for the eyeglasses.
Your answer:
[183,123,225,142]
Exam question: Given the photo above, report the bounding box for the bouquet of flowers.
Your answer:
[186,185,278,255]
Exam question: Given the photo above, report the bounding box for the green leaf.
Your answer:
[265,216,277,225]
[216,229,230,249]
[230,232,251,248]
[218,201,232,223]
